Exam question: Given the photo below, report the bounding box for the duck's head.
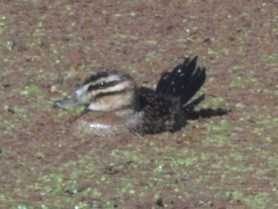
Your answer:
[54,70,138,112]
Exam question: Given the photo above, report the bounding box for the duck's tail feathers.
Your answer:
[180,66,206,105]
[156,56,206,107]
[156,56,198,97]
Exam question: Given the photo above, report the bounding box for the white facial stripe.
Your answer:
[88,90,133,111]
[93,80,132,95]
[94,74,122,85]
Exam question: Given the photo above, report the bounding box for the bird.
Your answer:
[53,56,206,136]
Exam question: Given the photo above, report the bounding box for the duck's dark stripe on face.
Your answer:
[87,80,124,92]
[93,88,130,100]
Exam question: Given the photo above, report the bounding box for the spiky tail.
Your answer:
[156,56,206,108]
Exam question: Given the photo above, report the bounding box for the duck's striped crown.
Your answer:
[74,70,138,112]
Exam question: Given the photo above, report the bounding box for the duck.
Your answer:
[53,56,206,136]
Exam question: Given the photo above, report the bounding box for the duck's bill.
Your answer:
[53,95,78,109]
